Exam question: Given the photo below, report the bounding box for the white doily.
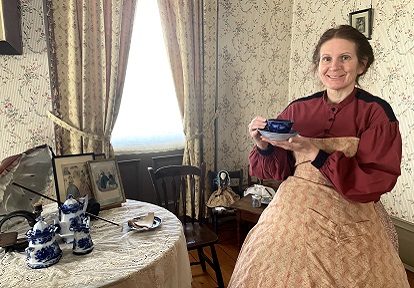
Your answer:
[0,200,192,288]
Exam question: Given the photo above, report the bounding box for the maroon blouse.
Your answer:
[249,88,402,203]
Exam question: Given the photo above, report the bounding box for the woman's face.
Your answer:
[318,38,365,94]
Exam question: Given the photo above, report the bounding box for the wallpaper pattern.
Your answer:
[214,0,293,170]
[211,0,414,224]
[0,0,54,159]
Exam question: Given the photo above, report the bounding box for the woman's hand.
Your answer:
[262,135,319,162]
[248,116,268,150]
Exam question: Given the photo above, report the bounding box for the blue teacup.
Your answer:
[265,119,293,133]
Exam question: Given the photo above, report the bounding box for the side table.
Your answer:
[230,194,266,247]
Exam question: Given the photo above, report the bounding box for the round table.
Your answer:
[0,200,192,288]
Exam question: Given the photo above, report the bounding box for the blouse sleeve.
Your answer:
[316,121,402,203]
[249,145,295,181]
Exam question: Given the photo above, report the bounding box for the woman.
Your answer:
[228,25,410,287]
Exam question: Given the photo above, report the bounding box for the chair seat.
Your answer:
[211,207,236,216]
[184,222,218,250]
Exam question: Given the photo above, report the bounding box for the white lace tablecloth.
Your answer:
[0,200,192,288]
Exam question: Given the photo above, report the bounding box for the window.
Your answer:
[111,0,185,154]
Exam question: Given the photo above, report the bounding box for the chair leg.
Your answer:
[215,213,219,235]
[210,244,224,288]
[197,248,207,271]
[211,213,217,234]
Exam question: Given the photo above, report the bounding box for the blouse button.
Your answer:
[331,108,336,112]
[328,118,333,122]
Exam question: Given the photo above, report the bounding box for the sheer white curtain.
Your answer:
[111,0,185,153]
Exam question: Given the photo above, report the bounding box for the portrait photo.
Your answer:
[349,8,373,39]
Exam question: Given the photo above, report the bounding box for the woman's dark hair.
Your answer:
[312,25,374,85]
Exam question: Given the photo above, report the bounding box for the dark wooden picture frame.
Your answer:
[87,158,126,210]
[349,8,373,40]
[52,153,95,204]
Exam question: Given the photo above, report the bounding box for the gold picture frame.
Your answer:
[52,153,95,204]
[349,8,373,40]
[87,158,126,210]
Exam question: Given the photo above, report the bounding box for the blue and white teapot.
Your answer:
[52,194,88,243]
[25,217,62,269]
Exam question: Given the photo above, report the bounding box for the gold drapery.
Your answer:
[157,0,205,216]
[45,0,136,156]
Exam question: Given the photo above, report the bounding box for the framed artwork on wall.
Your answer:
[87,158,126,210]
[52,153,95,204]
[349,8,373,39]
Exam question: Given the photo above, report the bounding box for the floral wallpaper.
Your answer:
[207,0,414,224]
[214,0,293,169]
[0,0,54,160]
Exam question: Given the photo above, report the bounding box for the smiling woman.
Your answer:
[111,0,185,154]
[231,25,408,288]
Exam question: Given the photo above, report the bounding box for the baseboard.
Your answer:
[404,264,414,273]
[391,216,414,272]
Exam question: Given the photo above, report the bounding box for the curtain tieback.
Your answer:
[186,109,218,141]
[47,111,110,142]
[187,131,203,141]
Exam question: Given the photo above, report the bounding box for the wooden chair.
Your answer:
[148,162,224,288]
[208,169,243,235]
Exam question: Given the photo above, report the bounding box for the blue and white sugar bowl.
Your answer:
[72,214,94,255]
[25,216,62,269]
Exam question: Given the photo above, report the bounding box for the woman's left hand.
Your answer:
[261,135,319,162]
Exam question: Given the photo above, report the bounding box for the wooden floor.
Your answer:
[188,219,414,288]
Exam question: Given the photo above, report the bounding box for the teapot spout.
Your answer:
[50,213,62,234]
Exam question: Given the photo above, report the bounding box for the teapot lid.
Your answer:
[63,194,78,206]
[61,194,81,211]
[27,217,55,237]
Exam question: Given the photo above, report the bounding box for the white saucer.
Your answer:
[128,216,162,232]
[258,129,298,141]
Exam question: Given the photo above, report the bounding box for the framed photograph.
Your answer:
[52,153,95,204]
[349,8,373,39]
[87,158,126,210]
